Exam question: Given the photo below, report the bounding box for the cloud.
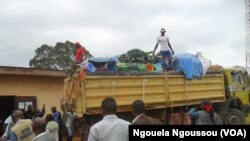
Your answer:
[0,0,246,68]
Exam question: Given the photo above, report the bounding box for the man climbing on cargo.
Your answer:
[153,28,175,71]
[73,42,85,64]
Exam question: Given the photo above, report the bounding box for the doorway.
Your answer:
[0,96,37,135]
[0,96,15,135]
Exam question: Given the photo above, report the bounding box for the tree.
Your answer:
[29,41,93,71]
[119,48,152,63]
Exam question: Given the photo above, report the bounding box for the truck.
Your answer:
[62,66,250,139]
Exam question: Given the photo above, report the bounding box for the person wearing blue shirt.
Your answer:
[51,106,63,141]
[188,99,222,125]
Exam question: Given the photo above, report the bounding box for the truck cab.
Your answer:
[222,68,250,124]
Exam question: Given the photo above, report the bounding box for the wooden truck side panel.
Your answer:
[64,72,226,115]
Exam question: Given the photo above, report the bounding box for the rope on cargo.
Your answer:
[184,79,188,106]
[171,101,174,112]
[112,81,116,98]
[142,79,148,101]
[79,68,86,80]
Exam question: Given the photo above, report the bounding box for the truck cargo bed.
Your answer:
[64,71,226,115]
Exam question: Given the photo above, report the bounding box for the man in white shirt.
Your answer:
[64,108,75,141]
[87,97,131,141]
[153,28,175,71]
[1,115,14,140]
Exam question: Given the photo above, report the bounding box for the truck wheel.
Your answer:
[224,108,246,125]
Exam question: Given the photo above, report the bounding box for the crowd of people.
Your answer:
[0,105,75,141]
[86,98,222,141]
[0,97,221,141]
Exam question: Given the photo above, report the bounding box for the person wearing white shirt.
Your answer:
[87,97,131,141]
[64,109,75,141]
[1,115,14,140]
[153,28,175,71]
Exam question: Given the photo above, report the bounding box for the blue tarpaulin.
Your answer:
[88,57,119,71]
[172,53,203,80]
[88,57,119,63]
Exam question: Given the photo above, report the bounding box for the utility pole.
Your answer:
[246,0,250,72]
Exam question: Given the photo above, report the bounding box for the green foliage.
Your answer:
[119,48,152,63]
[29,41,93,71]
[118,48,161,64]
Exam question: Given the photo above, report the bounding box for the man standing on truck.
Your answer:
[132,100,163,125]
[87,97,131,141]
[153,28,175,71]
[74,42,85,64]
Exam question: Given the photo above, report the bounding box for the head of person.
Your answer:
[201,99,213,113]
[51,106,57,113]
[160,28,166,35]
[101,97,117,115]
[75,42,81,49]
[32,117,46,135]
[45,114,53,123]
[132,100,145,116]
[27,104,33,111]
[68,108,74,113]
[11,110,24,123]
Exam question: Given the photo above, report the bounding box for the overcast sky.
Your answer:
[0,0,246,68]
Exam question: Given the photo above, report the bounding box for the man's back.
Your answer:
[24,110,35,119]
[46,121,59,141]
[88,115,130,141]
[10,119,35,141]
[196,111,222,125]
[33,132,56,141]
[133,114,163,125]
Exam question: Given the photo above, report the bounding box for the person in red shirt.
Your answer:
[74,42,85,64]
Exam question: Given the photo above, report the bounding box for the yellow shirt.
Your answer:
[11,119,35,141]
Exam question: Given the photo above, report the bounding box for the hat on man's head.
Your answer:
[201,99,212,112]
[161,28,166,32]
[201,99,212,105]
[75,42,81,47]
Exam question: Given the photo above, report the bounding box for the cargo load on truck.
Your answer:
[62,52,250,141]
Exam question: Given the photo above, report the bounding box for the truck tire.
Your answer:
[224,108,246,125]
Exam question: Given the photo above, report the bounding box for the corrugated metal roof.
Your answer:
[0,66,67,77]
